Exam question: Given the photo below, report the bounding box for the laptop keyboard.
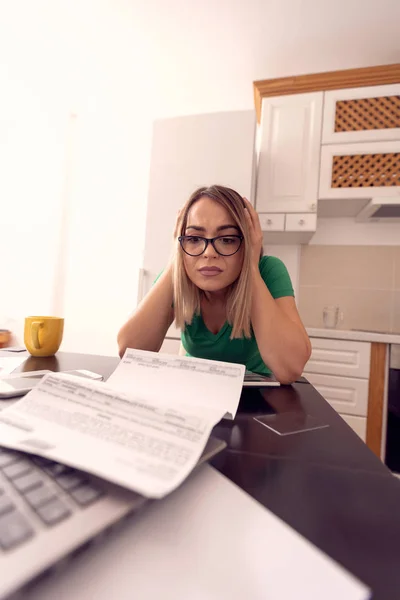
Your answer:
[0,447,104,552]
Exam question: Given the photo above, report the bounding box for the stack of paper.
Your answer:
[0,349,245,498]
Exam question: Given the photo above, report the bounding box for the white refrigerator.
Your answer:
[139,110,256,351]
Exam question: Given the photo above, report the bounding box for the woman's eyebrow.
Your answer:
[185,225,206,232]
[185,224,239,232]
[216,224,240,232]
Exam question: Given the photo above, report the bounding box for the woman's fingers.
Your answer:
[244,198,262,233]
[243,197,258,224]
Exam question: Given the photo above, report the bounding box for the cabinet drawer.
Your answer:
[304,372,368,416]
[322,85,400,145]
[306,338,371,378]
[259,213,285,231]
[285,213,317,232]
[319,141,400,200]
[339,414,367,442]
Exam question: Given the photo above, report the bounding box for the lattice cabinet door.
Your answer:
[319,141,400,199]
[322,84,400,144]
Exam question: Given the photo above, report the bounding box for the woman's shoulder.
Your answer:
[258,255,294,298]
[259,254,287,273]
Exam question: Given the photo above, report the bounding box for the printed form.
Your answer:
[0,349,245,498]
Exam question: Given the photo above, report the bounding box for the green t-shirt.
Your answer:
[181,256,294,375]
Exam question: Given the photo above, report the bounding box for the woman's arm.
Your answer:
[117,265,174,357]
[250,273,311,384]
[244,199,311,384]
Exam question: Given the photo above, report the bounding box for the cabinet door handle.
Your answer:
[299,219,305,225]
[266,219,272,225]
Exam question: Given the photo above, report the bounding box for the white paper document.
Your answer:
[0,350,245,498]
[108,348,245,419]
[0,356,27,377]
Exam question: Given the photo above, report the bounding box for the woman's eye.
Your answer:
[187,236,201,244]
[221,237,235,244]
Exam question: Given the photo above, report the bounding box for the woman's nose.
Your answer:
[203,240,218,258]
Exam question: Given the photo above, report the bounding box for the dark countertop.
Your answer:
[4,350,400,599]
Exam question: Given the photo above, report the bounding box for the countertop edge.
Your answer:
[306,327,400,345]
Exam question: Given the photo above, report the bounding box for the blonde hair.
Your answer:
[173,185,260,339]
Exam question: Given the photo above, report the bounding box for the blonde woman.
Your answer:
[118,185,311,384]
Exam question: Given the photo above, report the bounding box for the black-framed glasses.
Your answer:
[178,235,244,257]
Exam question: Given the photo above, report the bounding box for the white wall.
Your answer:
[264,246,301,298]
[1,0,399,354]
[311,218,400,246]
[0,1,153,351]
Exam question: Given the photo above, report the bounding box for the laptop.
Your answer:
[0,437,225,599]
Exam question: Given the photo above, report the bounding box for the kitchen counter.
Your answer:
[6,350,400,599]
[306,327,400,345]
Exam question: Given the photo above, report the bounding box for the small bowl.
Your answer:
[0,329,12,348]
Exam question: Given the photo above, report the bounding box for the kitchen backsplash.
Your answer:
[298,245,400,333]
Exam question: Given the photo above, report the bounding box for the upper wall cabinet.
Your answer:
[319,140,400,199]
[256,92,323,214]
[322,84,400,145]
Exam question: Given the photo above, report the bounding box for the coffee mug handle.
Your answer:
[31,321,43,350]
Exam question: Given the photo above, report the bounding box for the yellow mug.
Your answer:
[24,316,64,357]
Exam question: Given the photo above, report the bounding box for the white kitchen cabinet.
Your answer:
[319,141,400,200]
[285,213,317,232]
[339,414,367,442]
[305,337,372,443]
[140,110,256,339]
[258,213,285,231]
[305,337,371,378]
[256,92,323,214]
[322,84,400,145]
[303,372,368,417]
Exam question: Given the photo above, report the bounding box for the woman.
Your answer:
[118,185,311,384]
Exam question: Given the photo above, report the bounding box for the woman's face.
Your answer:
[181,196,244,293]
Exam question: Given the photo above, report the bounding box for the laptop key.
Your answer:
[0,510,34,550]
[0,495,15,516]
[12,471,44,493]
[3,460,32,480]
[31,456,53,467]
[55,472,86,491]
[43,463,71,477]
[70,484,104,506]
[0,452,20,469]
[24,485,57,509]
[35,499,71,526]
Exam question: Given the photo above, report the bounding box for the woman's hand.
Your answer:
[243,198,263,271]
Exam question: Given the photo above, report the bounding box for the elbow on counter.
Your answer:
[274,368,302,386]
[117,339,127,359]
[117,328,130,359]
[269,340,312,385]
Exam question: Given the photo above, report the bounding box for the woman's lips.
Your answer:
[198,267,222,277]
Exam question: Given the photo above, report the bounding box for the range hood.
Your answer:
[356,197,400,223]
